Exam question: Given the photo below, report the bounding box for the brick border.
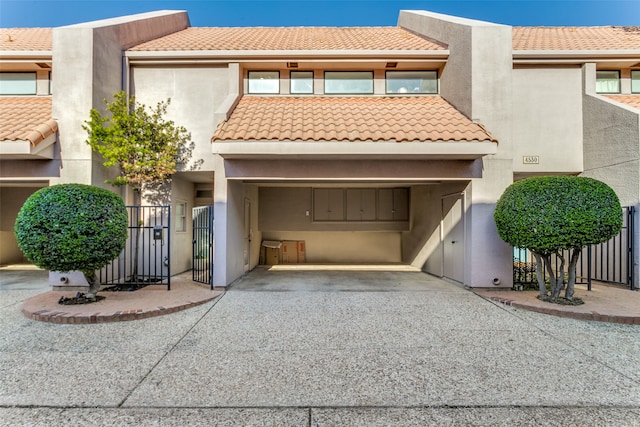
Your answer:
[481,295,640,324]
[22,298,217,324]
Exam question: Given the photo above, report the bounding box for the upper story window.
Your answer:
[324,71,373,94]
[386,71,438,94]
[595,70,620,94]
[290,71,314,94]
[0,72,37,95]
[632,70,640,94]
[248,71,280,94]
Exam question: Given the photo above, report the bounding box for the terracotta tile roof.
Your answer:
[130,27,446,51]
[513,26,640,51]
[0,97,58,146]
[211,96,495,143]
[605,95,640,110]
[0,28,52,51]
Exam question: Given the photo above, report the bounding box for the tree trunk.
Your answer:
[131,187,142,283]
[83,270,99,300]
[542,254,558,298]
[532,252,548,299]
[550,252,565,299]
[565,248,581,300]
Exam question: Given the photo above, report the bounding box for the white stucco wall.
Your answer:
[512,67,584,173]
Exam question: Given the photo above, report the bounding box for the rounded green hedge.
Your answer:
[14,184,128,273]
[494,176,622,254]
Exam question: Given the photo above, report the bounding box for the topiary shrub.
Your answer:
[14,184,128,299]
[494,176,622,301]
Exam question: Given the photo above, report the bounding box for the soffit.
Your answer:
[129,27,447,52]
[211,96,496,143]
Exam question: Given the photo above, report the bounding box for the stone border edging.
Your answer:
[482,295,640,325]
[22,297,217,324]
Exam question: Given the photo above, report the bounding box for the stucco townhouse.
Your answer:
[1,10,639,290]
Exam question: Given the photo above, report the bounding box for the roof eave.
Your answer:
[212,141,497,160]
[513,49,640,64]
[0,133,56,159]
[0,50,52,59]
[125,49,449,61]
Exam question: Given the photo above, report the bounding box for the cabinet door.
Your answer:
[378,188,409,221]
[393,188,409,221]
[313,188,344,221]
[377,189,394,221]
[346,189,376,221]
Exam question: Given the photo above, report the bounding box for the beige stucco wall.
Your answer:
[170,176,196,274]
[51,11,189,188]
[131,65,231,173]
[581,75,640,206]
[399,10,514,288]
[401,183,468,275]
[512,67,584,173]
[0,187,44,264]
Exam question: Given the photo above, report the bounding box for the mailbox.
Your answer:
[153,226,163,241]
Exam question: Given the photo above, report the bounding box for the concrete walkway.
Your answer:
[1,266,640,425]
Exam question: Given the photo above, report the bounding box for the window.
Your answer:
[596,70,620,94]
[632,70,640,94]
[248,71,279,94]
[0,72,37,95]
[290,71,314,94]
[175,202,187,232]
[324,71,373,94]
[386,71,438,94]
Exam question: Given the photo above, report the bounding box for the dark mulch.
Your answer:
[58,293,105,305]
[57,279,156,305]
[102,283,150,292]
[537,295,585,305]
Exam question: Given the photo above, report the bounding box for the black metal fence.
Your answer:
[192,205,214,288]
[513,206,635,290]
[99,205,171,290]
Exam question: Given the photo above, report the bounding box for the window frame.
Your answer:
[290,71,314,95]
[324,71,374,95]
[632,70,640,94]
[0,72,37,95]
[595,70,621,94]
[175,201,187,233]
[385,70,438,94]
[247,70,280,94]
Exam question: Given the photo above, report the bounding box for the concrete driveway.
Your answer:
[1,266,640,425]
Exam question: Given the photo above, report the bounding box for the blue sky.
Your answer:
[0,0,638,28]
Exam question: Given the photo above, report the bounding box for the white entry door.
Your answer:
[442,194,464,284]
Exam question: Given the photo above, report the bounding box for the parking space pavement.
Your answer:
[1,266,639,426]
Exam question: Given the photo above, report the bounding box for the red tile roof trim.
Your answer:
[212,96,496,143]
[0,97,58,147]
[130,26,447,51]
[605,95,640,110]
[513,26,640,51]
[0,28,52,51]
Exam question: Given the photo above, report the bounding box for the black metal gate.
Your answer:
[100,205,171,290]
[192,205,214,288]
[513,206,635,290]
